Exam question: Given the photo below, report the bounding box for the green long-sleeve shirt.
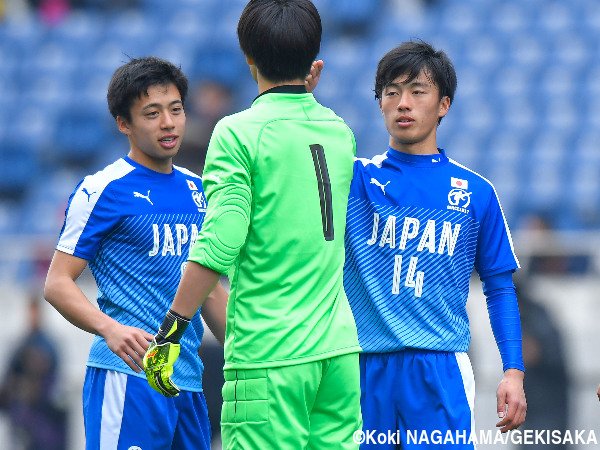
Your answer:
[189,86,360,369]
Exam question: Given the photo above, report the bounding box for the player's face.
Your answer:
[117,83,186,173]
[379,70,449,155]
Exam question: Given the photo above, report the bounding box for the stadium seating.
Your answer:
[2,0,600,231]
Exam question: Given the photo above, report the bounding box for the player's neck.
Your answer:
[389,136,439,156]
[128,150,173,174]
[256,73,305,94]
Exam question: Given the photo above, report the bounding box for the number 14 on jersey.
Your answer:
[392,255,424,297]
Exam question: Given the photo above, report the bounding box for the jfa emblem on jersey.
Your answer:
[447,177,471,213]
[192,191,207,212]
[187,179,198,191]
[448,189,471,208]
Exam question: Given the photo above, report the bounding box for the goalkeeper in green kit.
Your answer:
[143,0,362,448]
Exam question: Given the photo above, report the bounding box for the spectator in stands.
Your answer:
[72,0,139,12]
[0,292,67,450]
[517,278,569,449]
[26,0,70,24]
[175,80,234,174]
[27,0,139,23]
[520,212,591,275]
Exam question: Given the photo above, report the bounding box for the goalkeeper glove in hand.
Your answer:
[144,340,181,397]
[143,309,191,397]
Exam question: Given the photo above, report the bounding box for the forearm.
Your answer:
[201,282,228,344]
[44,274,115,337]
[482,272,525,372]
[171,261,221,319]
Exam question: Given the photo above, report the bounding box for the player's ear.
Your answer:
[244,54,258,83]
[438,96,450,120]
[116,116,131,136]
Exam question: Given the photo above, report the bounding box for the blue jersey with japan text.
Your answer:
[344,148,519,353]
[57,156,208,391]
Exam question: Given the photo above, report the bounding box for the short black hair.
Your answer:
[107,56,188,122]
[237,0,321,83]
[374,40,457,106]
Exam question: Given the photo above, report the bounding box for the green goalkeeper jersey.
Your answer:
[188,86,361,369]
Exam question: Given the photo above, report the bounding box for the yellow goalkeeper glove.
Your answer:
[144,339,181,397]
[143,309,190,397]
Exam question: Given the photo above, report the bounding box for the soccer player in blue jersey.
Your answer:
[342,41,527,447]
[43,57,227,450]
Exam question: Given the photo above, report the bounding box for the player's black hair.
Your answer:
[237,0,321,83]
[107,56,188,122]
[375,40,457,122]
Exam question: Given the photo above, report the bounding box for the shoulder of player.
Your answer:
[78,158,136,197]
[447,158,496,193]
[354,153,388,170]
[172,164,201,180]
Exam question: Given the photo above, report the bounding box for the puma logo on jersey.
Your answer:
[134,190,153,205]
[82,188,97,202]
[370,178,390,195]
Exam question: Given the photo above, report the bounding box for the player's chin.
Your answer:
[391,134,422,146]
[156,146,181,159]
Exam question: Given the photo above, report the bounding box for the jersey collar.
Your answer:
[253,85,310,104]
[124,155,176,177]
[385,147,449,168]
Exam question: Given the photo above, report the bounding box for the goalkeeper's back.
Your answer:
[189,88,361,369]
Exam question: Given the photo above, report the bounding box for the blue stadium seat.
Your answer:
[439,131,485,171]
[48,106,115,167]
[0,139,40,199]
[190,44,246,87]
[504,33,545,69]
[13,106,55,154]
[488,2,530,35]
[0,0,597,231]
[19,169,85,235]
[535,1,577,33]
[315,0,383,35]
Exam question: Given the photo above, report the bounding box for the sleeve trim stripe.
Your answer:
[58,159,134,253]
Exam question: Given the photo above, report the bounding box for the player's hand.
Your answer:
[102,322,153,373]
[305,59,324,93]
[596,384,600,401]
[143,339,181,397]
[496,369,527,432]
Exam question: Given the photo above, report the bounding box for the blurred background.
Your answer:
[0,0,598,448]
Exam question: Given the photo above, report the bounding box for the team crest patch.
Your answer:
[192,190,207,212]
[447,188,471,213]
[187,179,198,191]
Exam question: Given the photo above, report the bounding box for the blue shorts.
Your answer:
[360,350,475,449]
[83,367,211,450]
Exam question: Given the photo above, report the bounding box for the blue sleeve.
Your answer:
[481,271,525,372]
[475,186,519,278]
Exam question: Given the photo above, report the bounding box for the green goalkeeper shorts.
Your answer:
[221,352,362,449]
